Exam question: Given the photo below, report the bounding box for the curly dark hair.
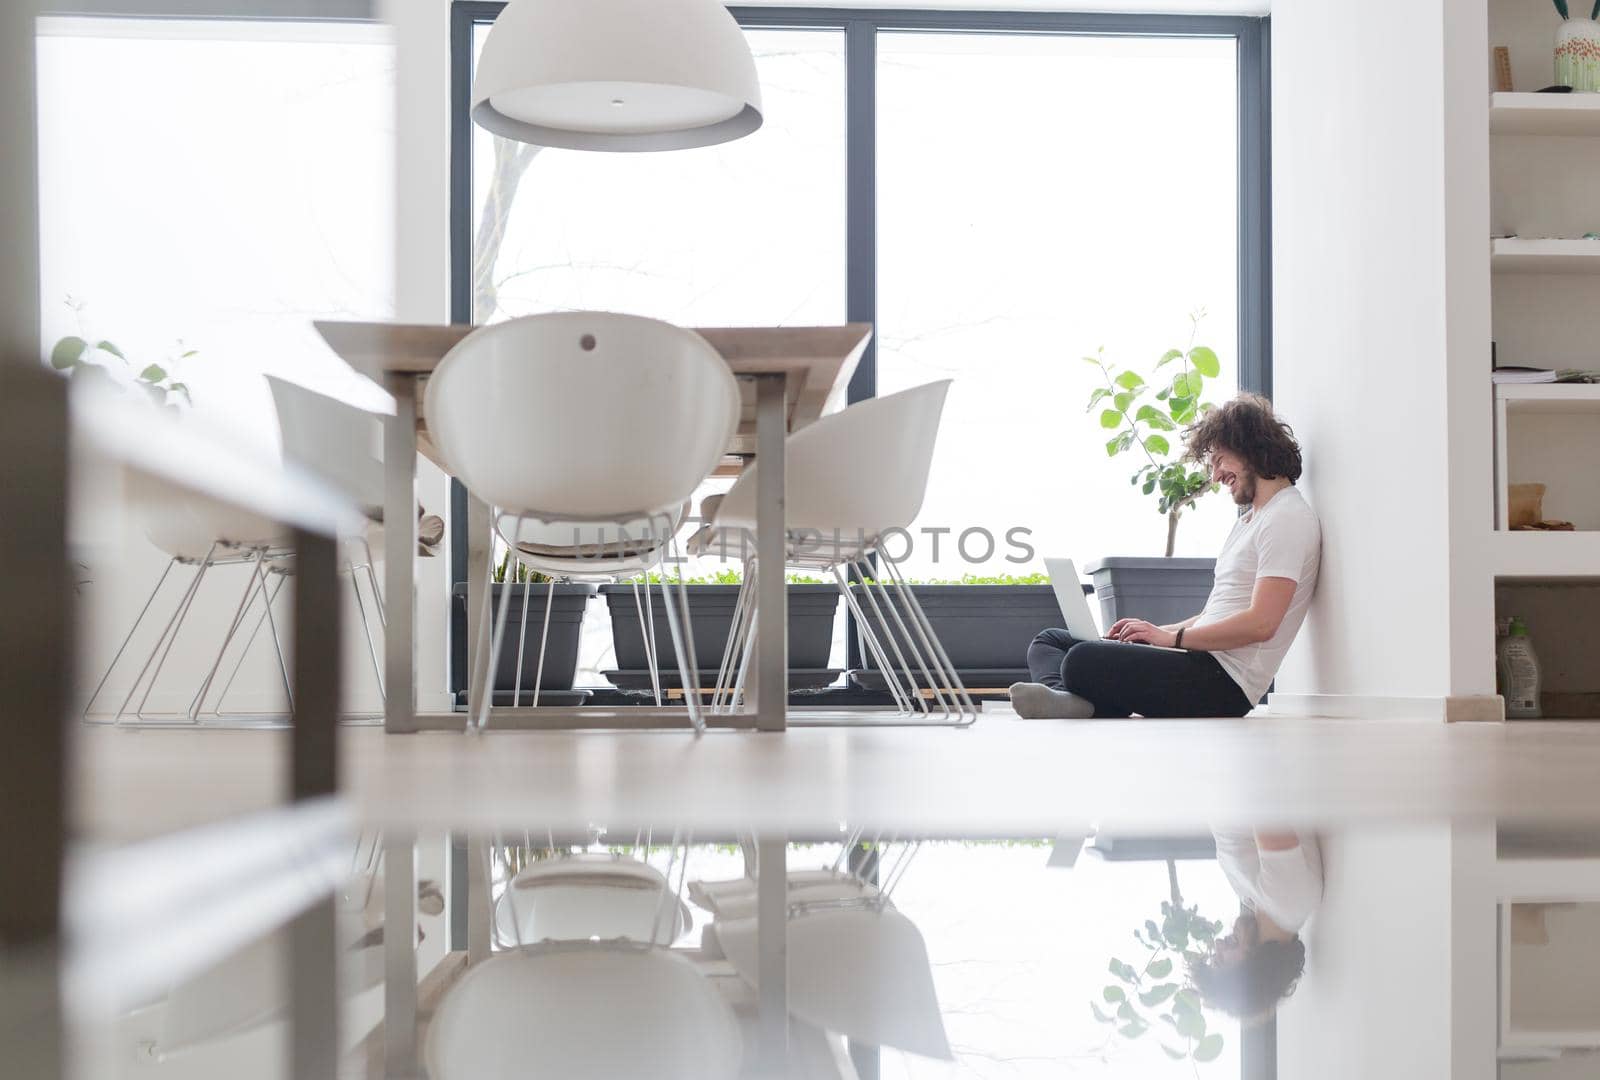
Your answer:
[1187,936,1307,1026]
[1183,393,1303,482]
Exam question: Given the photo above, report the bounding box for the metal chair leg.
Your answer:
[82,556,176,723]
[847,558,925,717]
[654,547,704,735]
[631,578,663,707]
[882,556,977,724]
[712,566,754,713]
[866,567,955,719]
[833,562,915,716]
[530,578,554,708]
[511,555,532,709]
[213,571,288,717]
[187,547,270,721]
[349,560,385,702]
[122,543,219,722]
[476,514,523,731]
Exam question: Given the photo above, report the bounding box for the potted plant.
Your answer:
[1089,862,1227,1068]
[1081,313,1222,628]
[451,551,597,701]
[598,568,841,692]
[847,572,1062,699]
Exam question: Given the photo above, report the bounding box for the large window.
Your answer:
[452,5,1269,678]
[877,32,1242,577]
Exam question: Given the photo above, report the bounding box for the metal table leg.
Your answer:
[383,376,419,733]
[757,833,789,1070]
[465,496,492,719]
[753,374,787,732]
[383,830,418,1079]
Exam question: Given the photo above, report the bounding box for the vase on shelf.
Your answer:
[1557,17,1600,91]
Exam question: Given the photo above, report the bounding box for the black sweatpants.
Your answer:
[1025,628,1253,718]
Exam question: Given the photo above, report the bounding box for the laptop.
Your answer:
[1043,557,1186,652]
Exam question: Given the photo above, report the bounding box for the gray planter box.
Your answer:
[600,583,840,671]
[450,582,596,692]
[852,584,1062,685]
[1083,557,1216,629]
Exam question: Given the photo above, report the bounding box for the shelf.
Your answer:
[1492,92,1600,137]
[1491,531,1600,579]
[1496,384,1600,413]
[1493,238,1600,274]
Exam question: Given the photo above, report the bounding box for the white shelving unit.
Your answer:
[1492,92,1600,137]
[1486,0,1600,726]
[1492,238,1600,275]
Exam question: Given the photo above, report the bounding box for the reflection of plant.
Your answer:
[48,302,196,412]
[1084,311,1223,557]
[1091,863,1226,1070]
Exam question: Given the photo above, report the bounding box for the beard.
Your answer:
[1231,468,1258,506]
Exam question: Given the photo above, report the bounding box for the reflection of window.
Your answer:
[468,25,847,328]
[36,17,396,446]
[877,32,1242,578]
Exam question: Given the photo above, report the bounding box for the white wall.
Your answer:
[1277,825,1497,1080]
[1270,0,1496,704]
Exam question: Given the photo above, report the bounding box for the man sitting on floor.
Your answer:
[1009,393,1320,719]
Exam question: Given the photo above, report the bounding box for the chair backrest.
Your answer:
[714,380,952,534]
[265,375,385,513]
[423,312,741,520]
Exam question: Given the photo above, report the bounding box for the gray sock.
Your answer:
[1008,681,1095,719]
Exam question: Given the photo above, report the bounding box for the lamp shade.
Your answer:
[426,944,743,1080]
[471,0,763,151]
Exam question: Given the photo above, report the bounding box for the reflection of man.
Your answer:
[1010,394,1320,719]
[1189,828,1322,1023]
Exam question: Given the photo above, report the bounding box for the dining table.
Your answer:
[314,319,872,734]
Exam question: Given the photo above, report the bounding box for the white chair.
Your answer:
[425,311,741,731]
[693,380,977,726]
[265,376,390,707]
[83,467,295,725]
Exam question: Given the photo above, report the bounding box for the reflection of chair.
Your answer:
[426,942,742,1080]
[434,836,738,1080]
[694,380,976,725]
[492,852,691,948]
[694,836,951,1061]
[425,312,740,730]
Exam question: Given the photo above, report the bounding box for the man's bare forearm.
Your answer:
[1160,614,1202,633]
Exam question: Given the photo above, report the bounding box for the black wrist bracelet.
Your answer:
[1175,628,1186,649]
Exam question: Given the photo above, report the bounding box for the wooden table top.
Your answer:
[314,320,873,468]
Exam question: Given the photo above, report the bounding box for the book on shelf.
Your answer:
[1491,367,1600,385]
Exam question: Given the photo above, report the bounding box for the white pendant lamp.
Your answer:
[471,0,763,152]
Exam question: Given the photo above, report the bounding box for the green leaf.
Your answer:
[1145,920,1162,940]
[1156,348,1184,368]
[1106,436,1123,457]
[1135,404,1175,430]
[1115,370,1145,389]
[50,336,88,370]
[1113,391,1134,413]
[1118,1022,1148,1040]
[1091,1002,1116,1024]
[1172,372,1196,399]
[1194,1033,1225,1063]
[1188,346,1221,378]
[139,363,167,383]
[140,382,168,407]
[1101,408,1123,429]
[1147,957,1173,979]
[168,381,193,407]
[1139,983,1178,1007]
[1110,958,1138,985]
[1117,1001,1139,1022]
[1142,477,1156,495]
[96,340,126,360]
[1162,1044,1188,1061]
[1175,990,1201,1014]
[1087,387,1111,410]
[1144,434,1170,457]
[180,349,199,358]
[1103,985,1125,1003]
[1176,1009,1207,1040]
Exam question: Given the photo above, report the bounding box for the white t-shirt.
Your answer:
[1212,828,1324,933]
[1192,486,1321,704]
